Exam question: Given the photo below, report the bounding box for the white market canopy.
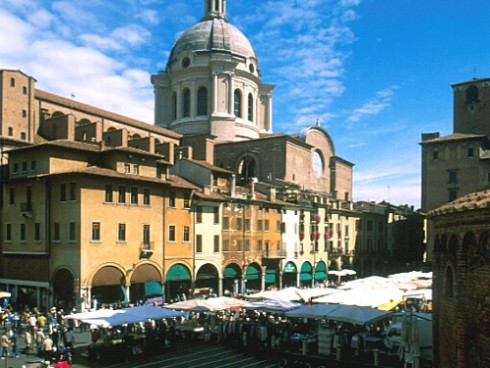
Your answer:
[244,299,302,312]
[245,287,336,302]
[165,296,251,312]
[65,305,185,328]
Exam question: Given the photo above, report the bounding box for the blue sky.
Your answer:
[2,0,490,209]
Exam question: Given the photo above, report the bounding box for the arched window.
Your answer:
[445,266,454,298]
[234,89,242,118]
[197,87,208,116]
[182,88,190,118]
[215,0,220,12]
[248,93,254,122]
[172,92,177,120]
[466,85,479,104]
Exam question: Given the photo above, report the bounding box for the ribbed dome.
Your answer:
[167,18,257,67]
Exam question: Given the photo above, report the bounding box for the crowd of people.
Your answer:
[0,303,73,367]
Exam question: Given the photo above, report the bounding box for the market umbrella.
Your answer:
[285,303,341,319]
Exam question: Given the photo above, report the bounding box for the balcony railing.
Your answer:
[263,249,287,259]
[21,202,33,217]
[140,242,154,258]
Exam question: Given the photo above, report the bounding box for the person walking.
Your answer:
[0,330,11,358]
[10,327,19,358]
[42,334,53,362]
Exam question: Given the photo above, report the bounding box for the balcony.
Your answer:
[263,249,287,259]
[140,241,154,258]
[21,202,33,218]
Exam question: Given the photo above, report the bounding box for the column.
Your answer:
[228,73,234,115]
[212,72,218,114]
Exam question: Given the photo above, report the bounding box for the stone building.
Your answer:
[429,189,490,368]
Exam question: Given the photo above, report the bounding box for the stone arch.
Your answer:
[237,153,259,184]
[91,264,126,304]
[52,267,75,309]
[195,263,220,295]
[129,262,163,303]
[222,262,242,295]
[165,263,192,302]
[52,111,64,118]
[282,261,298,288]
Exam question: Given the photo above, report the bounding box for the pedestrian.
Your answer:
[63,327,75,354]
[35,327,45,355]
[24,327,33,354]
[0,330,11,358]
[42,334,53,362]
[10,327,19,358]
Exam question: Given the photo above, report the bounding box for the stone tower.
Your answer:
[452,78,490,136]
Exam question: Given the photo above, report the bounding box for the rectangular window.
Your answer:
[124,163,130,173]
[237,239,242,251]
[276,220,281,233]
[22,110,27,118]
[468,147,474,157]
[13,163,18,173]
[30,160,36,171]
[60,183,67,201]
[143,225,150,247]
[257,239,263,251]
[92,222,101,241]
[196,235,202,253]
[69,222,76,242]
[70,182,76,201]
[168,225,176,242]
[245,239,250,251]
[130,187,138,204]
[10,78,15,87]
[118,186,126,203]
[54,223,60,241]
[367,220,373,232]
[258,220,263,231]
[22,86,27,94]
[183,197,191,209]
[20,223,26,242]
[213,207,219,224]
[448,170,458,184]
[8,187,14,205]
[105,184,113,203]
[183,226,190,242]
[22,161,28,172]
[6,224,11,242]
[118,223,126,242]
[214,235,220,252]
[143,189,150,205]
[236,218,243,231]
[223,217,229,230]
[449,190,458,202]
[245,219,251,231]
[264,220,270,231]
[433,150,439,160]
[34,223,41,241]
[196,206,203,223]
[169,192,176,207]
[223,239,229,251]
[133,164,139,175]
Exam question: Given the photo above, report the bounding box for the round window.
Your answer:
[181,57,191,68]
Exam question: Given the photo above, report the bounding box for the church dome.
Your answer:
[167,17,257,68]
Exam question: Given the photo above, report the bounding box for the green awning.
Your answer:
[300,273,312,281]
[314,271,326,281]
[245,266,260,280]
[223,267,239,278]
[144,281,162,297]
[166,264,191,281]
[265,269,277,283]
[283,261,297,274]
[316,261,327,272]
[300,262,312,272]
[300,262,313,281]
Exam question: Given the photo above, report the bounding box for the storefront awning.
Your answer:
[144,281,162,297]
[314,271,327,281]
[300,262,312,281]
[265,269,277,283]
[283,261,297,274]
[223,267,239,278]
[166,264,191,281]
[245,266,260,280]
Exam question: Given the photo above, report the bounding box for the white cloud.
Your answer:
[112,25,151,46]
[347,86,399,123]
[79,34,122,51]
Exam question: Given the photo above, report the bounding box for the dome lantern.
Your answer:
[203,0,227,20]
